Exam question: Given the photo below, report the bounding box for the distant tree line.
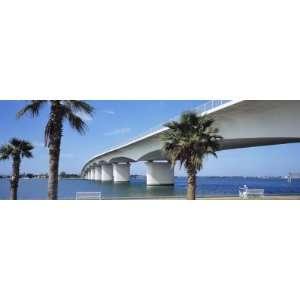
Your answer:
[59,171,80,178]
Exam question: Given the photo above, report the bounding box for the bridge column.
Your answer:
[95,165,102,181]
[101,164,113,181]
[113,163,130,182]
[86,169,90,180]
[91,167,96,180]
[146,161,174,185]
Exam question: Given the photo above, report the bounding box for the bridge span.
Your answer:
[81,100,300,185]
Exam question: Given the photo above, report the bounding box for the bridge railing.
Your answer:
[165,100,230,126]
[126,100,230,142]
[95,100,231,158]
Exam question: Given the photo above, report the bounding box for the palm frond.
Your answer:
[0,144,13,160]
[62,100,94,115]
[19,140,34,157]
[161,111,223,173]
[22,151,34,158]
[63,107,87,134]
[16,100,47,119]
[0,139,34,160]
[9,138,22,147]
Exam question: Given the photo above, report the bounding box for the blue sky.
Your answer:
[0,100,299,177]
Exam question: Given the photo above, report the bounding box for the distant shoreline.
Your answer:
[1,176,298,180]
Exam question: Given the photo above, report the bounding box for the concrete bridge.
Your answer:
[81,100,300,185]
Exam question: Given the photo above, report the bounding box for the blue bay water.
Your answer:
[0,177,300,199]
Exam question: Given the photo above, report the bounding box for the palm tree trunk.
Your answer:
[48,103,63,200]
[48,141,61,200]
[10,156,20,200]
[187,170,196,200]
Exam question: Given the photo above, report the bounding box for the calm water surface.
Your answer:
[0,177,300,199]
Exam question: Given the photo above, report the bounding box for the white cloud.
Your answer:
[102,110,115,115]
[75,111,93,122]
[104,127,131,136]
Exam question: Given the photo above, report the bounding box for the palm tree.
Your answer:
[17,101,94,200]
[0,138,34,200]
[161,111,223,200]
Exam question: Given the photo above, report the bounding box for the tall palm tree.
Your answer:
[0,138,34,200]
[161,111,223,200]
[17,101,94,200]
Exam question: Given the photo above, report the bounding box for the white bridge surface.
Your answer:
[81,100,300,184]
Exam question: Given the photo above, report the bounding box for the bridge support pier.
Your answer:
[146,161,174,185]
[94,165,102,181]
[113,163,130,182]
[91,167,96,180]
[101,164,113,181]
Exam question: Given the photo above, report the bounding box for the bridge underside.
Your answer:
[84,137,300,167]
[220,137,300,151]
[134,137,300,161]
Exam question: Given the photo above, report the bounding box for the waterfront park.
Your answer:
[0,100,300,200]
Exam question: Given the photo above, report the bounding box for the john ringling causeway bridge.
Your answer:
[81,100,300,185]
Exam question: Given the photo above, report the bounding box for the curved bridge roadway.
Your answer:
[81,100,300,185]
